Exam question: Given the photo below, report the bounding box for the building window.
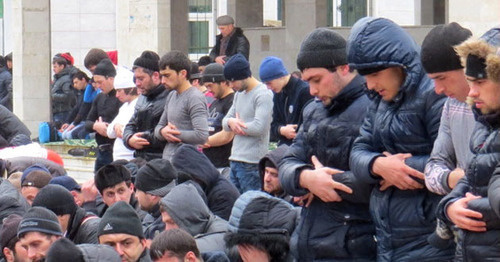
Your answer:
[189,0,212,13]
[329,0,367,27]
[189,21,210,54]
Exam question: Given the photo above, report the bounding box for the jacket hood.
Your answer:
[347,17,425,100]
[78,243,121,262]
[455,27,500,83]
[0,179,29,226]
[54,66,72,79]
[258,145,289,189]
[160,183,212,236]
[172,144,219,191]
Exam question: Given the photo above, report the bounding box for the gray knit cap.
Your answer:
[296,28,347,71]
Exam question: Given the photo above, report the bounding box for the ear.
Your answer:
[180,69,188,79]
[3,247,13,261]
[185,251,198,262]
[129,183,135,192]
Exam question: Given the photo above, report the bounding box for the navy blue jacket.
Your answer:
[279,74,376,261]
[270,76,313,145]
[347,17,450,261]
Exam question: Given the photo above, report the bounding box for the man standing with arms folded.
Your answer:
[222,54,273,193]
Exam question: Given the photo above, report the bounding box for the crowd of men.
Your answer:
[1,14,500,262]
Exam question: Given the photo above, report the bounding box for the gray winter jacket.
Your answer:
[160,183,227,253]
[0,178,30,228]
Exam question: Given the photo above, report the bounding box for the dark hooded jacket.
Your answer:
[0,105,31,149]
[439,27,500,262]
[171,144,240,220]
[258,144,292,203]
[78,243,121,262]
[279,74,376,261]
[51,66,76,114]
[161,183,227,253]
[0,67,12,111]
[209,27,250,62]
[123,85,170,161]
[3,156,66,177]
[226,191,299,262]
[0,178,29,228]
[270,76,313,145]
[347,17,449,261]
[67,207,100,244]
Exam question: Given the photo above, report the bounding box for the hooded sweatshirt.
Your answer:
[161,183,227,253]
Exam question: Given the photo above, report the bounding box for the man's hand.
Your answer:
[60,123,69,131]
[160,122,181,143]
[113,123,124,138]
[93,117,109,137]
[215,56,227,65]
[81,179,99,203]
[237,245,270,262]
[448,168,465,189]
[446,192,486,232]
[299,155,352,202]
[372,152,424,190]
[228,113,247,135]
[128,132,150,149]
[280,124,298,140]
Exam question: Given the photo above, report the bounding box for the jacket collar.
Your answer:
[326,74,366,114]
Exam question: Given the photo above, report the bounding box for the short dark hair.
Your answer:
[158,51,191,79]
[73,70,90,82]
[150,229,201,261]
[197,56,211,67]
[84,48,108,70]
[52,55,68,67]
[122,87,138,96]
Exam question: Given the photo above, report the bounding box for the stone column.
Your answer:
[116,0,188,67]
[227,0,263,28]
[12,0,51,136]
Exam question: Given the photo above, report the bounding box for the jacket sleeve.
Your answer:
[177,95,209,145]
[436,176,470,223]
[85,98,99,132]
[240,90,273,137]
[278,105,314,196]
[154,96,169,142]
[404,91,446,173]
[235,35,250,61]
[73,102,92,125]
[123,111,138,149]
[222,95,237,131]
[0,75,12,107]
[349,104,384,185]
[270,96,282,142]
[52,79,75,103]
[489,164,500,218]
[425,99,455,195]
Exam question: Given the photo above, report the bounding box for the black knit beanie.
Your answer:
[421,22,472,74]
[224,54,251,81]
[32,184,78,216]
[133,51,160,72]
[94,164,131,194]
[18,207,63,237]
[135,159,177,196]
[202,63,226,83]
[98,201,144,239]
[296,28,347,71]
[93,59,116,78]
[46,238,84,262]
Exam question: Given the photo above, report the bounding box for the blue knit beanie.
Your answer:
[224,54,251,81]
[259,56,288,82]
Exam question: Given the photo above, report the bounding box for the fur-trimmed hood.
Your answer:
[455,27,500,83]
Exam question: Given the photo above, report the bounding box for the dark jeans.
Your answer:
[94,148,113,172]
[229,161,261,193]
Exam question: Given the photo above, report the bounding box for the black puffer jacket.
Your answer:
[171,144,240,220]
[123,85,170,161]
[51,66,76,114]
[438,109,500,261]
[348,17,450,261]
[209,27,250,61]
[0,105,31,149]
[279,74,376,261]
[67,207,100,244]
